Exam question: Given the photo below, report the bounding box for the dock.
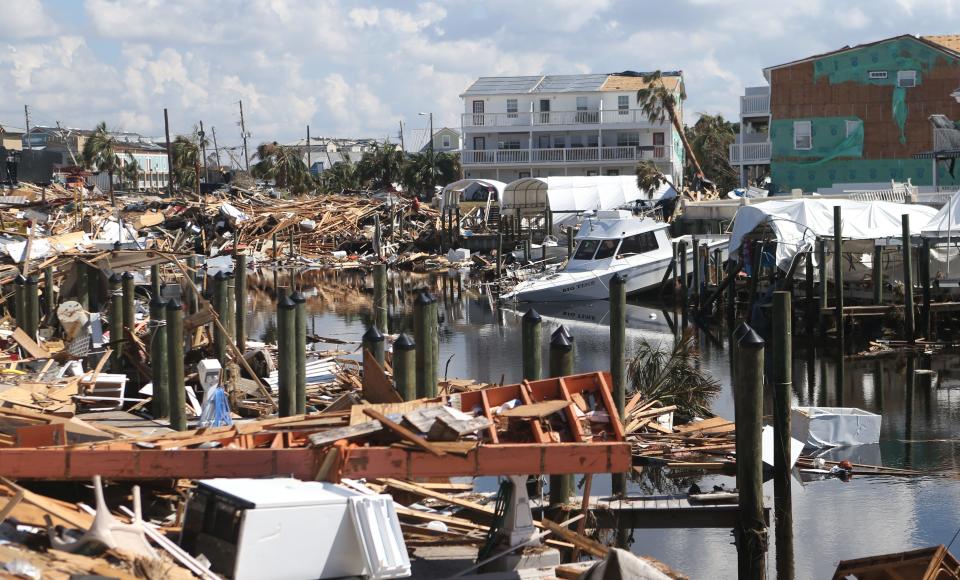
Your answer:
[533,494,771,529]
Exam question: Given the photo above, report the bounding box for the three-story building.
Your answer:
[459,73,685,187]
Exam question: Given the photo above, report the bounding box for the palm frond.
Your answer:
[626,328,720,418]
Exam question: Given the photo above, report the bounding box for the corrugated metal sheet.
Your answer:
[533,74,608,93]
[462,76,543,95]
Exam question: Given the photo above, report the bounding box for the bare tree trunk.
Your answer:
[667,103,704,181]
[108,169,115,206]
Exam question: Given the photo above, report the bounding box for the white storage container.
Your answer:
[180,478,410,580]
[792,406,882,448]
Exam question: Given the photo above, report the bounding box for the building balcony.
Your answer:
[461,109,661,130]
[740,88,770,117]
[729,141,771,165]
[462,145,669,166]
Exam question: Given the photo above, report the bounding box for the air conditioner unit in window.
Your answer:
[796,136,812,149]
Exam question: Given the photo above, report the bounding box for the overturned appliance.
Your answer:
[792,406,882,448]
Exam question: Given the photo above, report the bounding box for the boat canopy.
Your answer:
[440,179,506,209]
[575,210,668,240]
[729,198,937,270]
[500,176,676,213]
[920,189,960,239]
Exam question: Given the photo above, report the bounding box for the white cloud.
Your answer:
[5,0,59,37]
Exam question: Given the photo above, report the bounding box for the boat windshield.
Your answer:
[616,232,659,258]
[573,239,600,260]
[593,239,619,260]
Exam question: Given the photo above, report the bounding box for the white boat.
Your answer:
[501,210,728,302]
[509,236,567,263]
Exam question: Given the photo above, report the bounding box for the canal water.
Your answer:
[248,269,960,579]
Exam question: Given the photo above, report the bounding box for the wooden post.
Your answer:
[521,308,542,381]
[548,327,574,507]
[735,324,767,579]
[692,237,701,311]
[166,299,185,431]
[292,290,307,415]
[151,264,161,299]
[394,333,416,401]
[817,239,827,337]
[373,263,388,333]
[772,291,794,580]
[212,271,228,366]
[610,273,627,496]
[276,293,296,417]
[43,265,55,325]
[74,261,89,310]
[185,255,198,316]
[902,214,915,343]
[225,272,236,348]
[12,275,24,332]
[108,274,123,372]
[678,240,688,306]
[24,275,38,341]
[121,271,135,360]
[726,257,738,326]
[235,253,247,352]
[496,231,503,277]
[363,325,385,368]
[833,207,844,350]
[872,244,883,305]
[567,226,575,260]
[805,251,815,339]
[414,291,438,398]
[921,237,931,340]
[746,241,762,324]
[150,297,168,419]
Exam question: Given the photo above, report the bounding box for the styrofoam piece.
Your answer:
[349,495,411,579]
[760,425,805,470]
[791,406,882,448]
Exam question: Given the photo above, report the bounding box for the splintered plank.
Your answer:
[363,408,445,457]
[307,421,382,448]
[499,399,570,419]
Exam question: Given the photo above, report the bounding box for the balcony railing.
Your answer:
[463,146,668,165]
[729,141,771,164]
[462,109,664,129]
[740,94,770,117]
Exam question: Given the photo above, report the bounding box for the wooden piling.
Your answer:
[521,308,542,381]
[833,207,844,350]
[394,333,416,401]
[414,291,438,398]
[734,324,767,579]
[24,276,38,341]
[151,264,161,299]
[692,237,701,311]
[726,257,738,326]
[276,293,296,417]
[872,244,883,305]
[166,299,185,431]
[746,241,762,324]
[185,256,198,316]
[74,261,88,310]
[678,241,688,306]
[921,238,931,340]
[548,327,574,507]
[292,290,307,414]
[496,231,503,277]
[363,324,385,368]
[13,275,24,331]
[149,297,168,418]
[805,251,815,339]
[235,253,247,352]
[108,274,123,372]
[212,271,229,366]
[567,226,575,260]
[610,273,627,496]
[43,266,55,325]
[772,291,794,580]
[373,263,388,333]
[902,214,915,343]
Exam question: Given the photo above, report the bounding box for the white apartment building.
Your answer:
[728,86,771,187]
[459,73,685,187]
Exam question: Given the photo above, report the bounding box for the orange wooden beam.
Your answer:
[0,442,630,481]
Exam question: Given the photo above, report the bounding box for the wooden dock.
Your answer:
[533,493,770,529]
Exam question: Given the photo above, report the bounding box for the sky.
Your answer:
[1,0,958,154]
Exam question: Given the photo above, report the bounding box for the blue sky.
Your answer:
[1,0,958,152]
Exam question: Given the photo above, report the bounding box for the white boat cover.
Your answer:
[500,176,676,213]
[729,198,937,270]
[920,189,960,238]
[440,179,506,209]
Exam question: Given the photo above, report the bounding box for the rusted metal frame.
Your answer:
[0,442,631,481]
[518,380,550,443]
[556,377,585,442]
[478,390,499,444]
[593,372,626,441]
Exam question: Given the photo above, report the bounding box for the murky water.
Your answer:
[248,269,960,579]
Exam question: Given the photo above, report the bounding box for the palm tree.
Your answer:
[81,121,120,205]
[356,142,405,190]
[320,161,360,193]
[685,114,738,193]
[170,135,200,191]
[252,142,312,195]
[121,154,141,191]
[636,71,705,182]
[635,160,667,198]
[400,151,462,197]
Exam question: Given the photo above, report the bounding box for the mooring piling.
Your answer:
[521,308,542,381]
[24,275,39,341]
[394,333,416,401]
[548,327,574,507]
[872,244,883,305]
[610,272,627,496]
[833,207,844,351]
[734,323,767,579]
[166,299,185,431]
[772,291,794,580]
[414,291,438,398]
[373,263,388,333]
[902,214,915,343]
[150,296,168,419]
[276,293,296,417]
[363,324,386,368]
[292,290,307,415]
[109,273,123,372]
[235,252,248,352]
[212,271,229,366]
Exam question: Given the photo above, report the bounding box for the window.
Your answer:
[793,121,812,150]
[587,134,598,147]
[593,239,620,260]
[618,95,629,115]
[574,239,600,260]
[506,99,518,118]
[553,136,565,148]
[606,169,620,176]
[499,140,521,150]
[519,171,531,178]
[868,70,888,80]
[653,132,665,146]
[845,120,862,138]
[617,132,640,147]
[897,70,917,88]
[442,135,451,148]
[616,232,659,258]
[586,170,598,176]
[576,96,588,111]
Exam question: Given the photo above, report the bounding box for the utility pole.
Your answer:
[198,121,208,184]
[239,100,250,172]
[163,108,174,197]
[55,122,79,165]
[398,120,405,151]
[23,105,31,150]
[211,126,222,168]
[306,125,311,172]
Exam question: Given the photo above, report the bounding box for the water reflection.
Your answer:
[244,269,960,579]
